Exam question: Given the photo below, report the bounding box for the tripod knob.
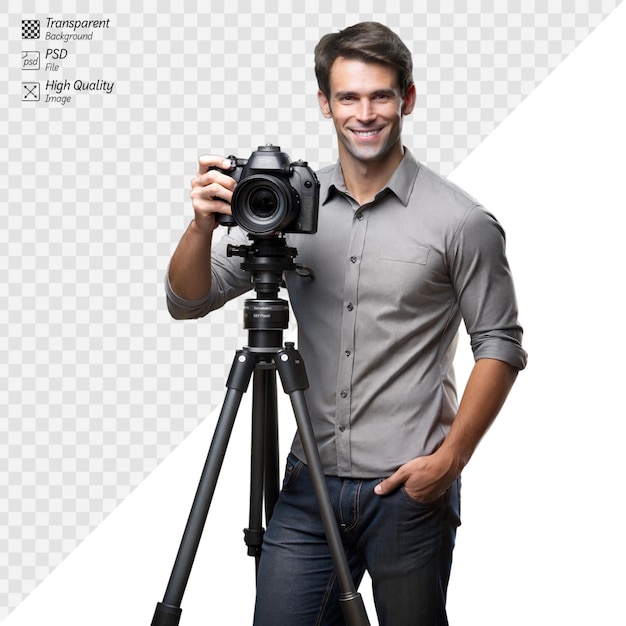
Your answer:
[275,345,309,393]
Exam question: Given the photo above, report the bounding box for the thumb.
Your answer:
[374,470,404,496]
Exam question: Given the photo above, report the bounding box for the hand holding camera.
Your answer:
[190,155,238,235]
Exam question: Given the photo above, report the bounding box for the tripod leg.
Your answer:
[152,350,256,626]
[262,369,280,522]
[245,366,281,572]
[275,344,370,626]
[245,367,270,568]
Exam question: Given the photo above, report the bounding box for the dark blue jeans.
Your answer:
[253,453,461,626]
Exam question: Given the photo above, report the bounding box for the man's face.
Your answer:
[318,57,415,166]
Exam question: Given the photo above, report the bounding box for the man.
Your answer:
[166,22,527,625]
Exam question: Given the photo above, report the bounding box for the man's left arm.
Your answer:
[375,205,526,502]
[375,357,518,502]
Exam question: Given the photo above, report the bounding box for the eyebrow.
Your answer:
[333,88,398,99]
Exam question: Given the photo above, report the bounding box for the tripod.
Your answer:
[151,235,370,625]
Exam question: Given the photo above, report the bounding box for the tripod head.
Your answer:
[227,234,301,353]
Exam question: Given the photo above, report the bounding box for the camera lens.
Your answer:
[231,175,298,234]
[248,187,279,219]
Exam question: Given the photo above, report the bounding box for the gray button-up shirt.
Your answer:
[166,149,527,477]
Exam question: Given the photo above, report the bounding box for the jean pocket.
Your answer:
[400,485,445,509]
[282,452,305,491]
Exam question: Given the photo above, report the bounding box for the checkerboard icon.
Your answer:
[22,19,40,39]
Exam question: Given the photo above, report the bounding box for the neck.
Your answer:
[339,144,404,205]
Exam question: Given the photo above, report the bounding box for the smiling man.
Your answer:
[166,21,527,625]
[317,56,415,204]
[318,57,415,192]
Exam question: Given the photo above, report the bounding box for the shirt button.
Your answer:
[347,303,354,311]
[340,389,348,398]
[350,256,357,263]
[339,425,346,432]
[345,350,351,357]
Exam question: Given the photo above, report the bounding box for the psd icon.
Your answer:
[22,20,40,39]
[22,51,40,70]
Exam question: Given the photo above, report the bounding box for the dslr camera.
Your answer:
[213,145,319,235]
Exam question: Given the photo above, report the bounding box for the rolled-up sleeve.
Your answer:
[451,206,528,370]
[165,226,253,320]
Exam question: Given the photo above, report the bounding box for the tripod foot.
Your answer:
[151,601,182,626]
[340,592,371,626]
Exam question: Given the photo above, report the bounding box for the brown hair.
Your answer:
[314,22,414,99]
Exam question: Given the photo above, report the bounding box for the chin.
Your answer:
[350,144,391,163]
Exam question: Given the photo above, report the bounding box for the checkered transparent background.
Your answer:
[1,0,621,618]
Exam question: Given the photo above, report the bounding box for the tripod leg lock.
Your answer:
[274,343,309,393]
[243,527,265,557]
[226,350,257,392]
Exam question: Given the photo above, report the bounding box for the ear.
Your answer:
[317,90,333,119]
[401,84,416,116]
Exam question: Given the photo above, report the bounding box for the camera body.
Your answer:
[214,145,319,235]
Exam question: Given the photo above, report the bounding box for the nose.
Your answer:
[356,98,375,122]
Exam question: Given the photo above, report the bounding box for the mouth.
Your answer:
[351,128,382,139]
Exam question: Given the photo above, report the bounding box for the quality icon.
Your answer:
[22,82,40,101]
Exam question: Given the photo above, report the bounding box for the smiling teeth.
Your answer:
[354,130,379,137]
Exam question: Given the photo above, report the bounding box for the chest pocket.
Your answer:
[374,244,434,300]
[379,244,430,265]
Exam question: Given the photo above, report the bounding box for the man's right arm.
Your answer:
[167,155,239,318]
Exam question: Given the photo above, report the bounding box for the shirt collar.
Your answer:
[322,148,420,207]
